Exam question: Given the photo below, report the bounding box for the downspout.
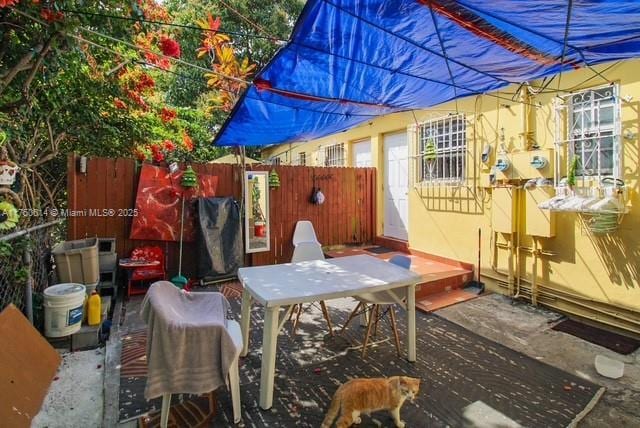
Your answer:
[531,237,539,306]
[513,187,522,299]
[507,186,518,296]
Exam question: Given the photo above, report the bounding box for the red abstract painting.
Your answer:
[130,164,218,242]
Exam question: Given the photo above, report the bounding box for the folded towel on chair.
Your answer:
[141,281,236,400]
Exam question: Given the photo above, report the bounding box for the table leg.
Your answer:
[240,288,252,357]
[406,283,416,362]
[259,305,280,409]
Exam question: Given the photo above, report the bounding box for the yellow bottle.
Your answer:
[88,291,101,326]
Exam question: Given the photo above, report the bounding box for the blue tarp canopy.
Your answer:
[214,0,640,147]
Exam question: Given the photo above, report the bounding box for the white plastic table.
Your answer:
[238,254,421,409]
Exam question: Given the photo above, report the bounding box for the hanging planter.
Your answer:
[268,169,280,189]
[0,162,18,186]
[423,138,437,162]
[0,137,18,187]
[181,165,198,188]
[422,138,437,180]
[567,156,579,188]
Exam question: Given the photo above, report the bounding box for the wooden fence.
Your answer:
[67,155,376,277]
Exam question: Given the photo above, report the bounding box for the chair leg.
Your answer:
[389,305,402,357]
[160,393,171,428]
[291,303,304,335]
[319,301,334,336]
[288,304,298,321]
[340,302,363,334]
[228,356,242,424]
[373,305,380,338]
[361,304,376,358]
[359,309,369,327]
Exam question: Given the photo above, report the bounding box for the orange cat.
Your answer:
[321,376,421,428]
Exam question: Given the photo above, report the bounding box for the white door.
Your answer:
[353,139,372,167]
[383,132,409,241]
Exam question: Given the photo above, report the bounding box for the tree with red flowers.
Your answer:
[0,0,301,216]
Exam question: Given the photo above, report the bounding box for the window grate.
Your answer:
[323,143,345,167]
[417,114,466,183]
[565,85,619,179]
[297,152,306,166]
[554,85,621,185]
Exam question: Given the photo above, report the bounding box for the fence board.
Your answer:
[67,156,376,276]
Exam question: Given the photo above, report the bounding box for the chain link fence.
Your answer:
[0,219,64,329]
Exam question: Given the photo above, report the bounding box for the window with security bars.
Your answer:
[418,114,466,183]
[297,152,306,166]
[268,157,281,165]
[567,85,619,177]
[324,143,345,166]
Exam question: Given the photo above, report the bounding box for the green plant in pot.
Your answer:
[269,169,280,189]
[568,156,580,189]
[423,137,437,180]
[252,178,267,237]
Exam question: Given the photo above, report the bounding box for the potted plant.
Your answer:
[423,137,437,180]
[252,178,267,237]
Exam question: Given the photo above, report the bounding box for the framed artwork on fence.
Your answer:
[130,164,218,242]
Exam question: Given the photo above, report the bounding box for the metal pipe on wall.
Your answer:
[531,237,539,306]
[483,271,640,335]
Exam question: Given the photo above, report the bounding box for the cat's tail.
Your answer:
[320,390,341,428]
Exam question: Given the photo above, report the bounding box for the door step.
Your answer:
[374,236,409,252]
[416,288,483,313]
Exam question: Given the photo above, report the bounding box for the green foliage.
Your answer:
[0,241,12,258]
[0,0,301,213]
[568,156,580,187]
[161,0,303,135]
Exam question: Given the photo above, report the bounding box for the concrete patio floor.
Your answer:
[436,294,640,427]
[102,292,640,427]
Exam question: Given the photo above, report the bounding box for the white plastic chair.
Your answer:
[340,255,411,357]
[292,220,320,246]
[291,241,325,262]
[289,242,334,335]
[159,317,243,427]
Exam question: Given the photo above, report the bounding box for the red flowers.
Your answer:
[134,72,155,93]
[41,8,65,22]
[143,52,171,70]
[163,139,176,152]
[126,90,149,111]
[160,107,177,123]
[0,0,19,9]
[182,133,194,152]
[133,148,147,162]
[159,36,181,58]
[150,144,164,163]
[113,98,127,110]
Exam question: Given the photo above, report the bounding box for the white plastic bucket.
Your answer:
[43,283,86,337]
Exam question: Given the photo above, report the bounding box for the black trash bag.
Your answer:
[196,197,243,279]
[310,186,319,204]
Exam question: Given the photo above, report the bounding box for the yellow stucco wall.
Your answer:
[261,60,640,333]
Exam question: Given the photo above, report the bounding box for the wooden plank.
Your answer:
[73,156,88,239]
[122,159,137,258]
[95,157,109,238]
[111,158,127,257]
[0,305,61,428]
[66,154,76,240]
